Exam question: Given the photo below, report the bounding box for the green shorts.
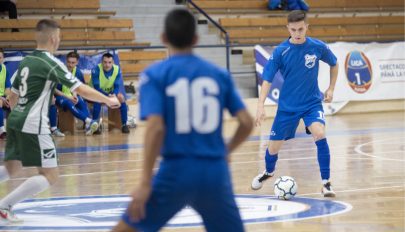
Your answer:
[5,128,58,168]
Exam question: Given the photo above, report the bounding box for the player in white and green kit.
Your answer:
[0,19,120,223]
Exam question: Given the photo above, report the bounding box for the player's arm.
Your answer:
[324,63,339,103]
[74,84,119,108]
[112,70,122,96]
[8,89,19,109]
[53,63,120,108]
[256,51,279,126]
[227,109,253,155]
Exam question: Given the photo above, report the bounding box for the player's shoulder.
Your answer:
[273,39,291,56]
[307,37,329,49]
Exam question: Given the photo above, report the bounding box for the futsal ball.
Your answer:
[274,176,297,200]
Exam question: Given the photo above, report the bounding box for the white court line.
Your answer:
[354,137,405,162]
[298,185,404,197]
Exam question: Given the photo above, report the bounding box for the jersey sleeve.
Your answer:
[224,72,246,116]
[139,72,163,120]
[51,64,81,92]
[262,49,281,83]
[76,69,85,83]
[320,43,337,66]
[5,68,11,89]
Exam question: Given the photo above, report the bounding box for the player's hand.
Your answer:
[255,104,265,127]
[70,96,78,105]
[324,88,334,103]
[106,95,121,108]
[0,97,9,108]
[128,184,152,222]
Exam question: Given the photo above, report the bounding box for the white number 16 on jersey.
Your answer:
[166,77,220,134]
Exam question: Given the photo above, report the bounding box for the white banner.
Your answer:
[319,41,405,101]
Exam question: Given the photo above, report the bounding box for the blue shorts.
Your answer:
[270,104,325,141]
[122,157,244,232]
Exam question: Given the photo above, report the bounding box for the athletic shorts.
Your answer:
[122,157,244,232]
[270,104,325,141]
[4,127,58,168]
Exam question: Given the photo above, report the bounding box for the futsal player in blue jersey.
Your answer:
[55,51,98,135]
[251,10,339,197]
[90,53,129,134]
[112,8,253,232]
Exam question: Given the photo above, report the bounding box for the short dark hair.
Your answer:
[0,48,4,56]
[36,19,60,32]
[102,52,114,59]
[287,10,307,23]
[67,51,80,60]
[164,8,196,49]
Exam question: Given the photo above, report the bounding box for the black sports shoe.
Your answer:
[322,181,336,197]
[121,125,130,134]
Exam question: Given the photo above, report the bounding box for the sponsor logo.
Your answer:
[345,50,373,94]
[42,149,56,159]
[0,195,351,231]
[304,54,317,68]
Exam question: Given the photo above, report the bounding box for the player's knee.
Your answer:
[39,169,59,185]
[313,131,326,141]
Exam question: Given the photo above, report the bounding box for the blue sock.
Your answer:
[92,102,101,120]
[49,104,57,128]
[0,108,4,127]
[265,149,278,173]
[316,138,330,180]
[120,102,128,125]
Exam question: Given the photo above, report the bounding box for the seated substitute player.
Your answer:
[112,9,253,232]
[54,51,98,135]
[0,48,11,139]
[251,10,339,197]
[90,53,130,134]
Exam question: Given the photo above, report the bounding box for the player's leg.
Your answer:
[0,133,58,222]
[252,111,300,190]
[75,96,98,135]
[49,102,64,137]
[0,128,22,184]
[120,159,188,231]
[191,158,244,232]
[116,93,129,134]
[112,220,138,232]
[303,107,335,197]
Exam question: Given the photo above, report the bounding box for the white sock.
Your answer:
[322,179,329,185]
[0,175,50,208]
[0,166,10,183]
[0,126,4,133]
[51,127,57,131]
[85,118,92,126]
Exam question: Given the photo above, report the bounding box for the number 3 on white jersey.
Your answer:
[166,77,220,134]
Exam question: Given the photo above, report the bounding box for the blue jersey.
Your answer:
[263,37,337,112]
[140,54,245,158]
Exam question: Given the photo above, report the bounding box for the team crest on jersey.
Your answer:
[304,54,317,68]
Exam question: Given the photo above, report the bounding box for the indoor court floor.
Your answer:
[0,111,404,232]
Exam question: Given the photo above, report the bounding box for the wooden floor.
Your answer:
[0,111,404,231]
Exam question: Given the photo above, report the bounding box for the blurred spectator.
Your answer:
[0,0,19,32]
[268,0,309,11]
